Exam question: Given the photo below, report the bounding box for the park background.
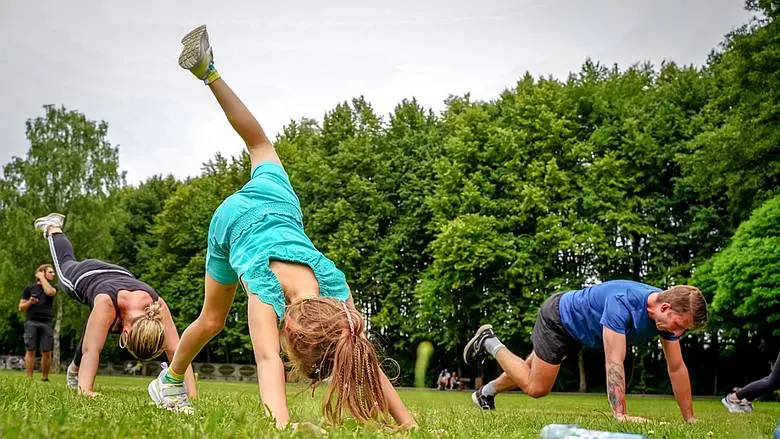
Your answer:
[0,0,778,399]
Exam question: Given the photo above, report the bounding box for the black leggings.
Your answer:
[736,350,780,401]
[73,322,88,367]
[46,232,85,367]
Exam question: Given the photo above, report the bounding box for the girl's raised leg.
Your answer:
[179,25,279,167]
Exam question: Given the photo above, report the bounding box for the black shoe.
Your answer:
[41,378,49,382]
[471,386,496,410]
[463,324,495,366]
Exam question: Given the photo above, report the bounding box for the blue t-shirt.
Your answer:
[558,280,678,348]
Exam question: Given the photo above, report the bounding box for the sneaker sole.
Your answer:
[34,213,66,236]
[179,25,208,70]
[463,324,493,365]
[33,213,65,228]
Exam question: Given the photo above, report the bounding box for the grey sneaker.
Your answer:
[463,324,495,366]
[148,363,193,414]
[178,25,219,84]
[721,393,750,413]
[33,213,65,237]
[66,364,79,389]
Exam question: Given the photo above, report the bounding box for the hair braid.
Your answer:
[280,297,391,425]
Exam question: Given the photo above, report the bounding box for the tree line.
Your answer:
[0,1,777,394]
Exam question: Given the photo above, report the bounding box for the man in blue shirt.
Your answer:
[463,280,708,423]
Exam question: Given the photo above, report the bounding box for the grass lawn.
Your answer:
[0,371,778,438]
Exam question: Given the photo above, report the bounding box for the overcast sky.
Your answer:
[1,0,752,184]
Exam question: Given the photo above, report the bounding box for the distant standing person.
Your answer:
[18,265,57,381]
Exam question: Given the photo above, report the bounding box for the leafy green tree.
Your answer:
[681,1,780,227]
[696,195,780,343]
[110,175,180,274]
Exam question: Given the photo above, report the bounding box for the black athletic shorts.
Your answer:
[531,292,582,365]
[24,320,53,352]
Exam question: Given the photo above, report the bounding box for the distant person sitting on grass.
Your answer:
[722,350,780,413]
[18,264,57,381]
[449,371,460,390]
[146,25,416,431]
[463,280,707,423]
[32,213,196,397]
[438,369,451,390]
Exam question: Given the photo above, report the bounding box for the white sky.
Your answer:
[0,0,753,184]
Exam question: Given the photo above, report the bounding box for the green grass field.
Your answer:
[0,371,778,438]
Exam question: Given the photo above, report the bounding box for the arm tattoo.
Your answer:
[607,363,626,416]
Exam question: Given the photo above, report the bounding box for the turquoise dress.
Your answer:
[205,162,349,319]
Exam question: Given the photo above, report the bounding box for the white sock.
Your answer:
[483,337,505,357]
[482,381,498,396]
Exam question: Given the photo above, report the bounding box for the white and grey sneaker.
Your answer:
[178,25,219,84]
[66,364,79,390]
[33,213,65,237]
[148,362,193,414]
[721,393,751,413]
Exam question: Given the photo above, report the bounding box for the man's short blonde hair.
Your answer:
[658,285,708,329]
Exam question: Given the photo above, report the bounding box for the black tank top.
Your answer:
[62,259,159,320]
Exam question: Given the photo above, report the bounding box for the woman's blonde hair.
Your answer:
[280,297,390,425]
[122,302,166,360]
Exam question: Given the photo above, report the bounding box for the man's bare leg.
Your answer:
[465,325,561,408]
[486,353,537,394]
[494,349,560,398]
[24,350,35,379]
[41,351,51,380]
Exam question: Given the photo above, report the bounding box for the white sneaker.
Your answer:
[148,362,193,414]
[66,364,79,389]
[178,25,219,84]
[33,213,65,237]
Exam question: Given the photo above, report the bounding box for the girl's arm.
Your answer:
[380,370,417,429]
[78,296,115,396]
[247,295,289,429]
[346,294,417,429]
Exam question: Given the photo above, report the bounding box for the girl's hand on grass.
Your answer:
[399,420,419,431]
[289,422,326,435]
